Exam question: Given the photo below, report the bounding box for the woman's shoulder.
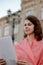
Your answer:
[38,40,43,44]
[37,40,43,49]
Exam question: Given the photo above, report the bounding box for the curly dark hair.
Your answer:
[24,15,42,41]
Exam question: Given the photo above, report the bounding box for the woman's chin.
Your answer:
[26,32,34,35]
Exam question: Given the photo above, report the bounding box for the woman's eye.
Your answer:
[24,24,26,26]
[24,23,32,26]
[28,23,32,26]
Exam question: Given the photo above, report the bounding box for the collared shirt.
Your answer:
[15,38,43,65]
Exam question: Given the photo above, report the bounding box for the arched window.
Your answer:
[4,25,10,36]
[26,10,34,16]
[14,22,19,34]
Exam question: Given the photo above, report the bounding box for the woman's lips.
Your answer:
[25,29,30,31]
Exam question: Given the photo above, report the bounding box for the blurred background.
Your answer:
[0,0,43,44]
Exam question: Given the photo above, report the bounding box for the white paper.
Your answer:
[0,36,17,65]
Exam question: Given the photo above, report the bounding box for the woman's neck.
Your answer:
[27,33,35,45]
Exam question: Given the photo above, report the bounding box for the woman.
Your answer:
[0,15,43,65]
[15,15,43,65]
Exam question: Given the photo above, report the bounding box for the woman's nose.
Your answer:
[25,25,28,29]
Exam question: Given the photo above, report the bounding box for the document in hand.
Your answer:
[0,36,17,65]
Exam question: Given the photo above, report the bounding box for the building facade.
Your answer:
[0,10,21,44]
[0,0,43,44]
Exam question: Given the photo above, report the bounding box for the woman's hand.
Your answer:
[0,59,6,65]
[17,60,32,65]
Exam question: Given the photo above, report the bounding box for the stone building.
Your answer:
[0,0,43,44]
[0,10,21,44]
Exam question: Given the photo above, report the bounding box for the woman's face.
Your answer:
[24,19,34,35]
